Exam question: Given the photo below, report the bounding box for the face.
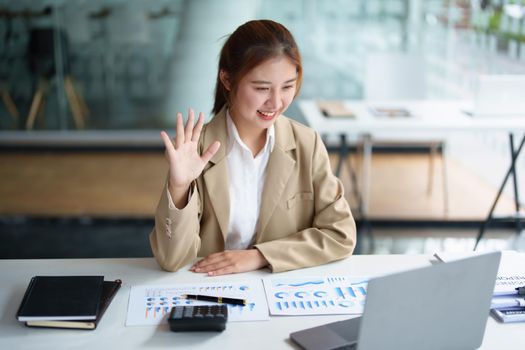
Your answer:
[224,56,298,137]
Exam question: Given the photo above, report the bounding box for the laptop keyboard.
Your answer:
[327,317,361,341]
[326,317,360,349]
[327,320,355,338]
[332,345,357,350]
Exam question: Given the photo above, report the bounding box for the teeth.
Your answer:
[258,110,275,117]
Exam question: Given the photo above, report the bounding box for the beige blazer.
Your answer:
[150,107,356,273]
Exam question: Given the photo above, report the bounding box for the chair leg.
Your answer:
[360,134,373,217]
[441,143,450,215]
[36,96,46,128]
[73,78,90,119]
[1,89,20,128]
[64,75,85,129]
[26,81,47,130]
[427,143,437,195]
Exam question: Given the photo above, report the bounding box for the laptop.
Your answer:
[290,252,501,350]
[467,75,525,117]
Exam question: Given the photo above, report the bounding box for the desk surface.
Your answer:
[299,99,525,134]
[1,255,523,349]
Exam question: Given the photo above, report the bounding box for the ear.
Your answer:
[219,70,231,91]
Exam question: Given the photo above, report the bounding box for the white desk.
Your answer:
[299,99,525,245]
[299,99,525,134]
[0,256,523,349]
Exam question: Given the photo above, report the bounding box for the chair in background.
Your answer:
[363,52,449,214]
[0,82,20,129]
[25,28,88,130]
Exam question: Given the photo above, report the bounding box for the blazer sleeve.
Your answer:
[254,132,356,272]
[149,181,201,272]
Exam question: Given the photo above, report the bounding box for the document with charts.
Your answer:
[263,276,369,316]
[126,279,269,326]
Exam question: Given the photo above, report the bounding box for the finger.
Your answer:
[175,113,184,148]
[190,261,199,270]
[160,131,176,158]
[201,141,220,164]
[191,112,205,142]
[196,259,233,273]
[193,252,226,269]
[185,108,194,142]
[207,265,237,276]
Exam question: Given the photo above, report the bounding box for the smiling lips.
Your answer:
[257,110,277,121]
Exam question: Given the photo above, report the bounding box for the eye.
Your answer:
[283,85,295,90]
[255,87,269,91]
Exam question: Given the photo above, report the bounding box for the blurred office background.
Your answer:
[1,0,525,258]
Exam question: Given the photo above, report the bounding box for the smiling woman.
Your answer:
[220,57,298,154]
[149,19,356,276]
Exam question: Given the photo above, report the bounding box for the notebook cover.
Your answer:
[24,279,122,330]
[17,276,104,321]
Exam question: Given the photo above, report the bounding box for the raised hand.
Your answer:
[160,109,220,208]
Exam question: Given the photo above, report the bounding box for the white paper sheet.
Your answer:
[263,276,369,316]
[126,279,269,326]
[434,250,525,295]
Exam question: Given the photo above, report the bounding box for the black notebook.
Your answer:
[24,279,122,330]
[17,276,104,322]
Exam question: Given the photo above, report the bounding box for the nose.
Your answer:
[266,90,282,110]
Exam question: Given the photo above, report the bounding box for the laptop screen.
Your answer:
[357,252,501,349]
[290,252,501,350]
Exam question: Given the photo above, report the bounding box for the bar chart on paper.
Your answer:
[126,280,269,326]
[263,276,369,315]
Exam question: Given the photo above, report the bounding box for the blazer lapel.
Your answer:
[202,109,230,241]
[256,117,296,238]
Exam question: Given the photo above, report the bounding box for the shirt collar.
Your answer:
[226,109,275,155]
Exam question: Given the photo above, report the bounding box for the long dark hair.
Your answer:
[212,19,303,116]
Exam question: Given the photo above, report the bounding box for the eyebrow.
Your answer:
[250,78,297,84]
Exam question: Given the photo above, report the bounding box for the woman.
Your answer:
[150,19,355,275]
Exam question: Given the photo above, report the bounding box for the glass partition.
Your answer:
[1,0,524,131]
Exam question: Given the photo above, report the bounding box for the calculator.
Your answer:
[168,305,228,332]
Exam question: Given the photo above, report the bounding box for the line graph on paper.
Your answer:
[126,280,269,326]
[263,276,369,315]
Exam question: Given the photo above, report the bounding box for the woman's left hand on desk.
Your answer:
[190,249,268,276]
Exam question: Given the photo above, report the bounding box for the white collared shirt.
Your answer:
[225,110,275,250]
[166,111,275,250]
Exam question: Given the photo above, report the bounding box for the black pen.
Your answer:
[181,294,246,306]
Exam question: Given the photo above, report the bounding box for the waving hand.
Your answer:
[160,109,220,208]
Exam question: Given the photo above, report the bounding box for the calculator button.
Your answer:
[183,307,193,318]
[172,307,184,319]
